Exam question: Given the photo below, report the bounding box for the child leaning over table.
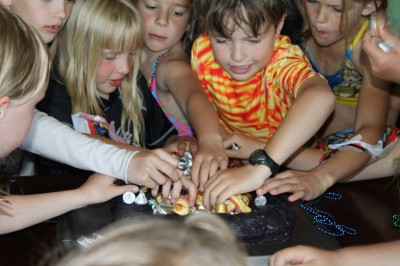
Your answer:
[36,0,196,202]
[191,0,336,209]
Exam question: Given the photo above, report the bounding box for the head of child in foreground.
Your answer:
[134,0,196,54]
[54,0,144,143]
[56,213,249,266]
[0,6,50,159]
[200,0,289,81]
[303,0,385,47]
[0,0,75,44]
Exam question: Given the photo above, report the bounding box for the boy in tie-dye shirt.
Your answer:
[191,0,335,209]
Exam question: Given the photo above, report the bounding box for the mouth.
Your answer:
[109,79,123,87]
[229,65,252,75]
[46,24,63,33]
[149,33,167,42]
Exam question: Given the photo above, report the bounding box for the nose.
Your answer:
[155,10,169,27]
[231,43,245,62]
[53,1,67,20]
[316,6,328,24]
[116,57,130,75]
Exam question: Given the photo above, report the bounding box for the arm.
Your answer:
[202,77,335,209]
[269,241,400,266]
[21,111,182,187]
[159,57,228,190]
[0,173,137,234]
[259,43,391,201]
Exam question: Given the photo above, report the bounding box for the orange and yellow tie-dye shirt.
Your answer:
[191,34,321,142]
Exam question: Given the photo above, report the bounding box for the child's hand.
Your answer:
[159,177,198,207]
[78,173,139,205]
[163,135,199,156]
[362,24,400,84]
[269,245,338,266]
[126,149,183,189]
[257,170,333,202]
[202,164,269,210]
[191,144,229,191]
[223,132,265,159]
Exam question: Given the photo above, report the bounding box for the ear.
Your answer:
[361,1,381,16]
[275,15,287,36]
[0,96,10,120]
[0,0,12,9]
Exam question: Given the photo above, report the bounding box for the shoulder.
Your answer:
[272,35,306,61]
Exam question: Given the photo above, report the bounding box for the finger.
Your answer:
[115,184,139,197]
[219,158,229,170]
[155,159,181,182]
[190,156,202,187]
[207,179,228,208]
[161,179,172,200]
[269,182,300,196]
[170,180,183,203]
[288,191,305,202]
[151,185,160,198]
[182,178,197,206]
[189,142,198,156]
[198,160,212,191]
[178,142,187,156]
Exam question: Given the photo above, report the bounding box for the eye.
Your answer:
[248,39,261,44]
[145,4,157,11]
[215,38,228,44]
[67,0,76,4]
[103,52,117,60]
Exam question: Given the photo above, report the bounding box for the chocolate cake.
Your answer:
[110,193,294,245]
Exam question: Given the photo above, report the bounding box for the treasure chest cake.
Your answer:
[110,191,294,245]
[110,152,294,245]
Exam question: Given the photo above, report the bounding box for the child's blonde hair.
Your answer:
[200,0,289,37]
[0,6,50,101]
[56,213,249,266]
[53,0,144,145]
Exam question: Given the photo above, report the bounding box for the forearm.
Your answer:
[265,79,335,164]
[188,92,223,146]
[336,240,400,266]
[0,190,86,234]
[20,110,134,181]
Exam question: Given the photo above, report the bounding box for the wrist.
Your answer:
[248,149,280,176]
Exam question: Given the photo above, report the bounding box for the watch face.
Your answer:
[250,149,266,164]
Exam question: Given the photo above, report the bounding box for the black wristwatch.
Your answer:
[249,149,280,176]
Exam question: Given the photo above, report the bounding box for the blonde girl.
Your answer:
[38,0,197,201]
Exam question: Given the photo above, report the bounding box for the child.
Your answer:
[190,0,335,209]
[36,0,196,202]
[0,5,137,234]
[0,0,188,200]
[269,25,400,266]
[56,213,248,266]
[134,0,228,190]
[258,0,400,202]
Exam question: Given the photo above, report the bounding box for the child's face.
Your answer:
[0,90,44,158]
[305,0,368,47]
[136,0,191,52]
[96,50,133,99]
[209,23,281,82]
[7,0,74,43]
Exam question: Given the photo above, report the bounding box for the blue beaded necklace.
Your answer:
[300,192,358,237]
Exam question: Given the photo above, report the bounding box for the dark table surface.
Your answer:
[55,176,400,256]
[1,174,399,265]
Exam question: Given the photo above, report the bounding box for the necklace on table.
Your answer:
[300,192,357,237]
